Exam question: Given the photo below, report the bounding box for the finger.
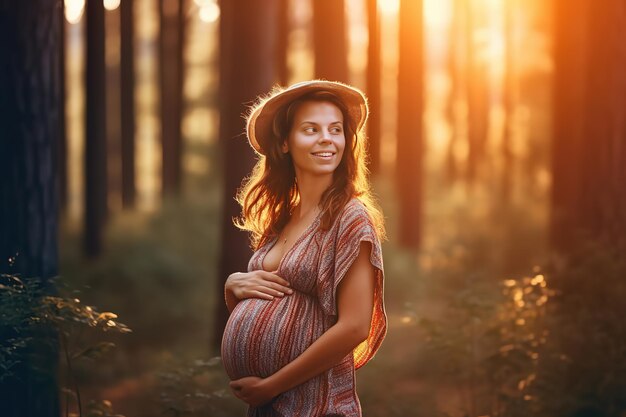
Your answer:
[273,288,287,296]
[269,283,292,296]
[261,277,293,294]
[260,270,291,287]
[261,283,293,297]
[254,283,286,296]
[231,388,242,400]
[250,290,274,301]
[268,282,293,295]
[229,381,241,390]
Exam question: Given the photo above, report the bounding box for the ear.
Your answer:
[281,140,289,153]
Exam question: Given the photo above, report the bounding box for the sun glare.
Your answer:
[193,0,213,6]
[103,0,120,11]
[64,0,85,24]
[379,0,452,27]
[378,0,399,15]
[199,2,220,23]
[424,0,452,29]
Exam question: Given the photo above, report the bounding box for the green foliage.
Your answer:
[0,274,131,374]
[530,241,626,417]
[418,267,553,417]
[157,355,245,417]
[42,296,131,338]
[60,196,220,352]
[81,399,125,417]
[59,194,224,415]
[0,274,41,379]
[0,273,131,416]
[417,239,626,417]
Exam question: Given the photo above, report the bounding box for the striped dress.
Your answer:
[221,198,387,417]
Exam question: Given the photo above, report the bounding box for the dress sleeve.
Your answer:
[317,200,387,369]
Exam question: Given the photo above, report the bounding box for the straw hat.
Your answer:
[246,80,369,155]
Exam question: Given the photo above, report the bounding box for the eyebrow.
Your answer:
[299,121,343,126]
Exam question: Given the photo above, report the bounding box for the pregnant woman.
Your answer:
[221,80,387,416]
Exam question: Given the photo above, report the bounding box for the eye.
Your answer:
[330,126,343,134]
[303,126,316,133]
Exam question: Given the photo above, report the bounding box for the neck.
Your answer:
[293,172,333,219]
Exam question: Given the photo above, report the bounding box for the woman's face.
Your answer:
[282,100,346,178]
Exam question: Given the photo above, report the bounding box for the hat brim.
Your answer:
[246,80,369,155]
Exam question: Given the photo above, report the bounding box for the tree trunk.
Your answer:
[84,0,108,257]
[550,0,589,254]
[550,0,626,255]
[159,0,185,198]
[500,0,515,205]
[464,1,489,189]
[59,2,68,214]
[396,0,424,248]
[106,7,122,210]
[121,0,136,208]
[313,0,348,82]
[213,0,279,349]
[366,0,382,176]
[276,0,289,85]
[444,0,465,186]
[0,0,62,414]
[577,0,626,252]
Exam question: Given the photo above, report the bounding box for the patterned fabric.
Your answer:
[221,198,387,417]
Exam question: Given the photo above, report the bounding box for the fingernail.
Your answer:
[287,289,293,294]
[278,292,284,296]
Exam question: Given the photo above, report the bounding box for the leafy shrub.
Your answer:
[59,195,227,415]
[157,355,245,417]
[530,241,626,417]
[419,267,553,417]
[419,239,626,417]
[59,197,220,353]
[0,273,131,417]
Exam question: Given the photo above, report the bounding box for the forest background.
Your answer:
[1,0,625,416]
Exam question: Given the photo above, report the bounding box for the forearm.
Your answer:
[266,321,365,396]
[224,273,243,313]
[225,287,239,313]
[224,273,239,313]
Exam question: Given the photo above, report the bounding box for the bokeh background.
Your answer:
[1,0,625,416]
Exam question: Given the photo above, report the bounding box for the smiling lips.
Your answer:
[311,152,335,159]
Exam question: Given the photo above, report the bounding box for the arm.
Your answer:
[230,241,376,406]
[225,280,240,313]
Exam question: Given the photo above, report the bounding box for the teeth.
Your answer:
[313,152,333,157]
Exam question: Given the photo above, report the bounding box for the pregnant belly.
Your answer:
[221,291,324,380]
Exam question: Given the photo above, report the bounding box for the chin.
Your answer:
[308,166,338,177]
[321,168,340,177]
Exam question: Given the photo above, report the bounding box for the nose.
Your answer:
[320,128,333,142]
[318,136,333,148]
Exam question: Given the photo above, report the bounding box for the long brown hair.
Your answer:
[234,90,386,250]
